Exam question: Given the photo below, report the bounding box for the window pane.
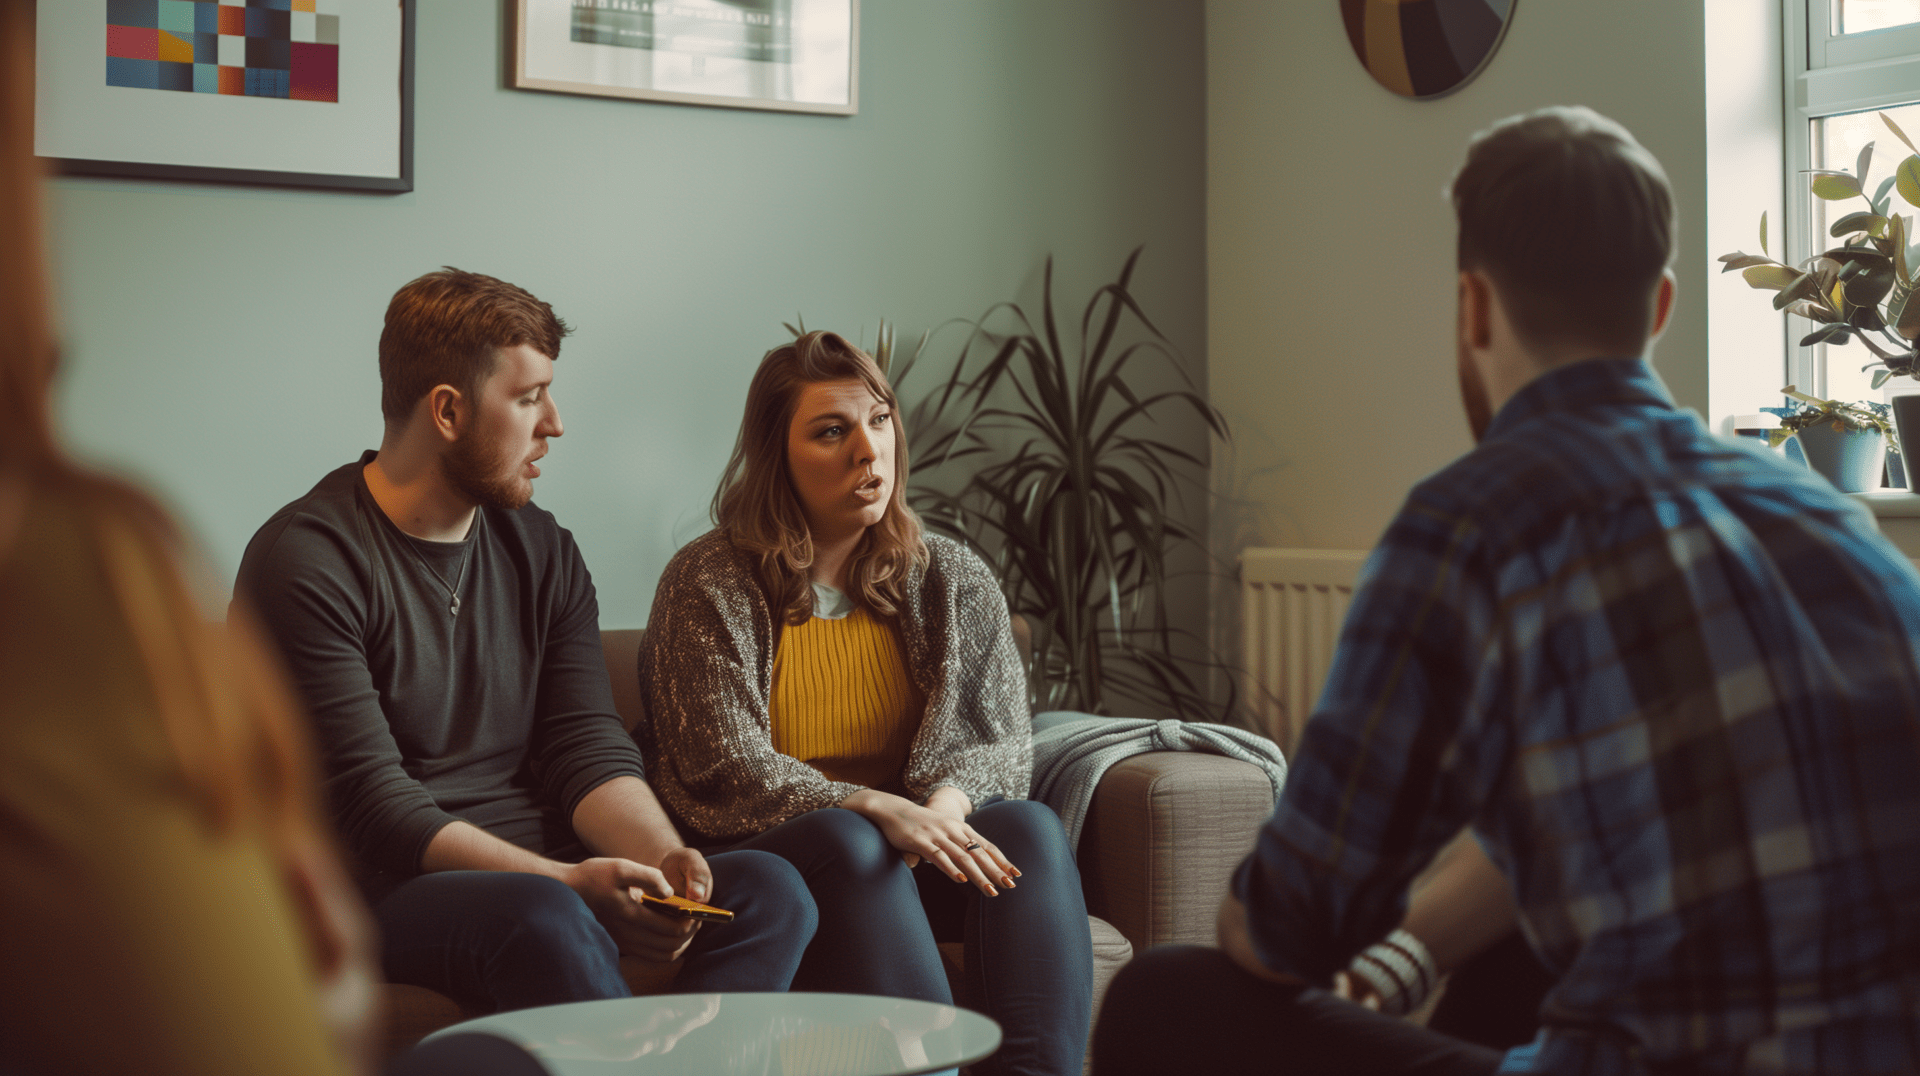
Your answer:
[1812,101,1920,402]
[1838,0,1920,35]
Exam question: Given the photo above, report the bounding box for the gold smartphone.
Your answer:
[636,892,735,923]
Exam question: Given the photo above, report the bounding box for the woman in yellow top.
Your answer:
[639,331,1094,1076]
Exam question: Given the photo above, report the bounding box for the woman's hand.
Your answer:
[900,787,971,867]
[922,784,972,821]
[840,789,1020,896]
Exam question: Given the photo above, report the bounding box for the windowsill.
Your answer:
[1848,490,1920,518]
[1850,491,1920,560]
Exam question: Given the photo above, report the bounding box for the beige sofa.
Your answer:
[378,627,1279,1057]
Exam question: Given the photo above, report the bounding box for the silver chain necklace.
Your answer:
[406,518,478,618]
[422,546,472,617]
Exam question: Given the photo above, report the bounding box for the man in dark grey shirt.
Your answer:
[238,269,815,1014]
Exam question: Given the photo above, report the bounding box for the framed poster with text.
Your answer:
[515,0,857,116]
[35,0,414,192]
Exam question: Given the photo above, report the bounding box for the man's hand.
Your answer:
[1332,970,1383,1009]
[840,788,1018,896]
[561,857,700,964]
[658,846,714,905]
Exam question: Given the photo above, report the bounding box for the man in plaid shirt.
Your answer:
[1094,107,1920,1075]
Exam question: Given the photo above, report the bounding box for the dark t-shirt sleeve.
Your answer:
[235,510,458,876]
[527,531,646,822]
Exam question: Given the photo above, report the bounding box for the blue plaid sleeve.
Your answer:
[1233,490,1509,985]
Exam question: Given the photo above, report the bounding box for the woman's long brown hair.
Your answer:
[713,331,927,625]
[0,0,318,843]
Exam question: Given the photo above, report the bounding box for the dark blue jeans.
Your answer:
[721,799,1094,1076]
[372,849,816,1013]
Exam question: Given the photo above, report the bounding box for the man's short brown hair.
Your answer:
[1450,106,1675,352]
[378,268,571,423]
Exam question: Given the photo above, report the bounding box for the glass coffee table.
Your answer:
[423,992,1002,1075]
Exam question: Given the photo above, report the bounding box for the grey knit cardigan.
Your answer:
[635,529,1033,843]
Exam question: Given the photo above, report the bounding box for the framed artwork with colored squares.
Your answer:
[34,0,414,191]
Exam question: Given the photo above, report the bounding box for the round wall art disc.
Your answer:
[1340,0,1515,100]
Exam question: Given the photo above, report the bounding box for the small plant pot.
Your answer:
[1793,425,1886,492]
[1891,393,1920,473]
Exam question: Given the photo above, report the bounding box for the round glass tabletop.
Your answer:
[422,992,1003,1076]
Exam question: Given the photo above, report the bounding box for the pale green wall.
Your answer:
[46,1,1206,631]
[1207,1,1712,561]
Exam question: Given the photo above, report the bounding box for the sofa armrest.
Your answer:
[1076,752,1272,954]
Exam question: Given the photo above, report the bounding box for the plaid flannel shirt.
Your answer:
[1234,359,1920,1074]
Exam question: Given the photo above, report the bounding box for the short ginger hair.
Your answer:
[378,268,570,423]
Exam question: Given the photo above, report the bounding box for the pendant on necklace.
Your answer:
[450,595,461,617]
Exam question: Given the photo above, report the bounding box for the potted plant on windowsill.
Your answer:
[1768,386,1893,492]
[1718,110,1920,454]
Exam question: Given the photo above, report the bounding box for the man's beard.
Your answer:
[1457,337,1494,443]
[444,429,532,511]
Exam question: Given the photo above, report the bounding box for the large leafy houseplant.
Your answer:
[881,250,1229,719]
[1718,111,1920,388]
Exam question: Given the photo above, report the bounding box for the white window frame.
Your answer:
[1786,0,1920,395]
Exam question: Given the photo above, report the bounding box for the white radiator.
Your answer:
[1239,547,1369,756]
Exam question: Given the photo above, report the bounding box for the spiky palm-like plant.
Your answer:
[886,249,1229,718]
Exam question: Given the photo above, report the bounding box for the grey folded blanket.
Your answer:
[1029,711,1288,852]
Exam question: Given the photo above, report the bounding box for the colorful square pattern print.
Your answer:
[105,0,339,103]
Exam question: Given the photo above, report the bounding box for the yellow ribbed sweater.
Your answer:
[770,605,925,793]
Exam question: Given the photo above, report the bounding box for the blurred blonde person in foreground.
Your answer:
[0,3,377,1072]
